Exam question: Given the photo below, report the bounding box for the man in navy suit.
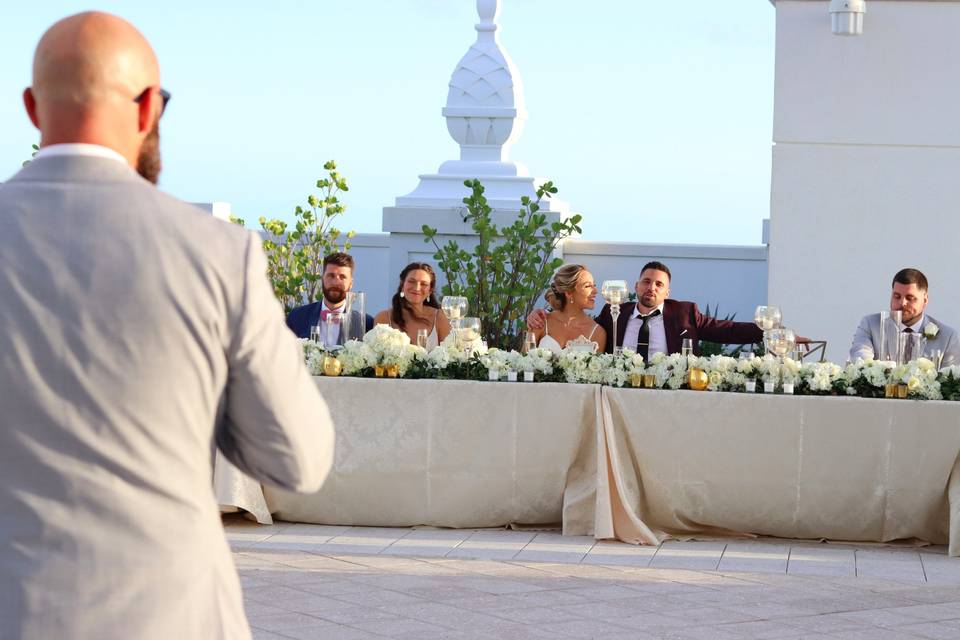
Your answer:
[286,252,374,343]
[529,261,763,358]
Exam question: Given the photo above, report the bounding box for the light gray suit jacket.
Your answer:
[0,156,334,639]
[849,312,960,367]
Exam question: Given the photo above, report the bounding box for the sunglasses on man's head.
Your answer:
[133,87,171,116]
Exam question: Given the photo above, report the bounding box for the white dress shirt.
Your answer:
[34,143,131,167]
[320,299,346,345]
[623,303,667,356]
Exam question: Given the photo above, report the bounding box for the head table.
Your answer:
[215,377,960,555]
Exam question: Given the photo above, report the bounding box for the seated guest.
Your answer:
[531,264,606,355]
[374,262,450,348]
[849,267,959,366]
[286,252,374,343]
[529,261,764,359]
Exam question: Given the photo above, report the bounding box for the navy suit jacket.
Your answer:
[286,301,374,343]
[593,299,762,355]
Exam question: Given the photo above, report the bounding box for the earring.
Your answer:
[427,294,431,303]
[400,291,405,299]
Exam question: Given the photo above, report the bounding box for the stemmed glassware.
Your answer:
[755,305,783,357]
[754,305,782,332]
[523,331,537,354]
[601,280,629,354]
[442,296,468,324]
[765,327,796,360]
[458,317,481,356]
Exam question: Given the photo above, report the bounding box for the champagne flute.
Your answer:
[416,329,429,349]
[523,331,537,354]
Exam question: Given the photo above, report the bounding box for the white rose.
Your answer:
[925,323,940,339]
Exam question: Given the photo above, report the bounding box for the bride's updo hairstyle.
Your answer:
[544,264,587,311]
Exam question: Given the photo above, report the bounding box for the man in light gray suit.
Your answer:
[0,12,334,640]
[849,268,960,367]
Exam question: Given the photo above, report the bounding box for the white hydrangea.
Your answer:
[337,339,377,375]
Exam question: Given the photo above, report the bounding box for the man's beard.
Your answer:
[136,121,161,184]
[323,285,346,305]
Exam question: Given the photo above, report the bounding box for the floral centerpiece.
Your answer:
[361,325,424,376]
[891,357,941,400]
[843,359,895,398]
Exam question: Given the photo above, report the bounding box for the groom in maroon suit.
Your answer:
[529,261,763,357]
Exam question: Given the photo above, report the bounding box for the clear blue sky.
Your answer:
[1,1,776,245]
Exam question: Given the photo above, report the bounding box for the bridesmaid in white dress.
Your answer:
[532,264,607,355]
[374,262,451,349]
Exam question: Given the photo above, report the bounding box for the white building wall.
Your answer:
[768,0,960,361]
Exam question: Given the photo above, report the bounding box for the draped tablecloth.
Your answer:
[262,378,600,529]
[214,377,960,554]
[596,388,960,554]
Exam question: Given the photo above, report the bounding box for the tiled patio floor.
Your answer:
[226,516,960,639]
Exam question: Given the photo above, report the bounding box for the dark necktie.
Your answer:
[903,326,914,361]
[636,309,662,361]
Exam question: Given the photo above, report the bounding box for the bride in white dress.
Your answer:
[532,264,607,355]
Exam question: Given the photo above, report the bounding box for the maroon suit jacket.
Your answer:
[594,299,763,355]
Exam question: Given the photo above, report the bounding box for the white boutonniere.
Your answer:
[924,323,940,339]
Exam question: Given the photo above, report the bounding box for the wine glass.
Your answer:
[754,305,782,331]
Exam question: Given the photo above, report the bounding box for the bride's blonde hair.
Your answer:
[544,264,587,311]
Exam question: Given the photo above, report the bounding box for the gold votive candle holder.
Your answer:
[884,383,897,398]
[374,364,385,377]
[322,354,342,377]
[896,383,909,399]
[642,374,656,388]
[385,364,400,378]
[629,373,643,388]
[687,368,709,391]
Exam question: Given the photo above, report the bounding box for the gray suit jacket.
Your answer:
[0,156,334,639]
[849,312,960,367]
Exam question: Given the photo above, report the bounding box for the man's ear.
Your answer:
[137,87,157,134]
[23,88,40,130]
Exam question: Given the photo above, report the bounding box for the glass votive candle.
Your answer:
[642,374,656,388]
[763,381,775,393]
[782,382,794,394]
[506,369,518,382]
[523,370,534,382]
[488,368,499,381]
[745,380,757,393]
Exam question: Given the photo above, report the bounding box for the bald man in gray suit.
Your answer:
[0,13,333,640]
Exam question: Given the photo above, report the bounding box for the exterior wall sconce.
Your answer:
[829,0,866,35]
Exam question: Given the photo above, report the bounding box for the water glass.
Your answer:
[342,292,365,341]
[416,329,429,349]
[931,348,945,370]
[681,338,694,358]
[309,325,321,344]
